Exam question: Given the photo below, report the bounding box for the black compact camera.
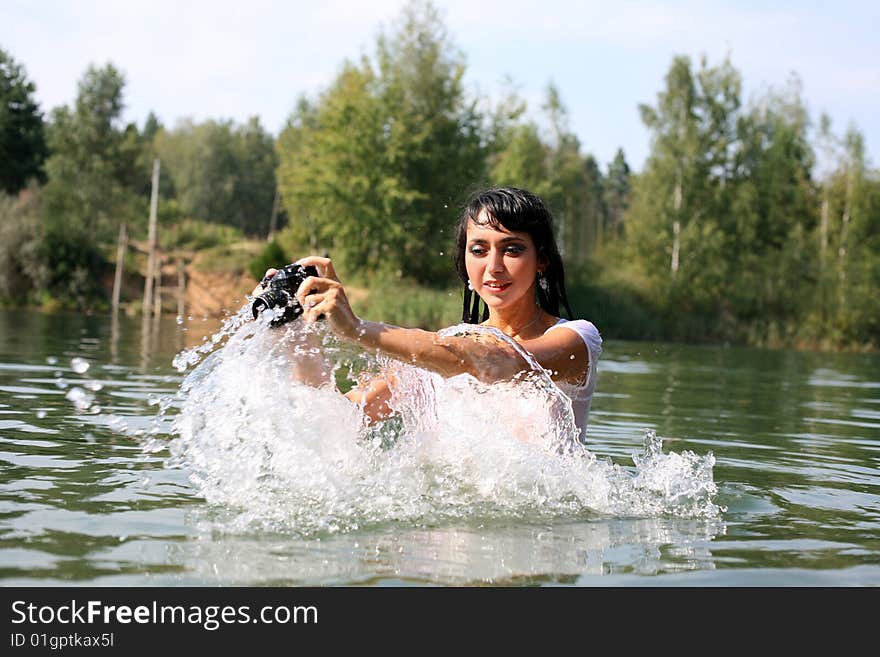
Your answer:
[251,263,319,327]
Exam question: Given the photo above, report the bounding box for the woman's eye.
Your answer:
[468,244,525,256]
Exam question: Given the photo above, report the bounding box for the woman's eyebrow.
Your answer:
[467,236,526,244]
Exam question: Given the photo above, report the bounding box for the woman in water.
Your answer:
[261,187,601,442]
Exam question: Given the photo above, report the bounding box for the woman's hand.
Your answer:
[294,256,361,340]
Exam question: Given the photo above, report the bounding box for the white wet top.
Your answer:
[544,319,602,441]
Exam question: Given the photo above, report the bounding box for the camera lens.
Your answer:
[250,263,318,327]
[251,289,295,320]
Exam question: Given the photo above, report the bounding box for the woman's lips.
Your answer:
[482,281,511,291]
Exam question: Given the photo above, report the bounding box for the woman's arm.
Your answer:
[344,372,396,425]
[291,256,587,386]
[350,321,589,386]
[291,256,529,383]
[520,329,590,385]
[348,321,528,383]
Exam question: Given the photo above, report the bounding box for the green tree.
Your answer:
[604,148,631,241]
[489,122,551,196]
[43,63,145,240]
[41,63,147,306]
[276,64,388,270]
[627,55,741,335]
[374,0,485,281]
[0,48,47,194]
[728,77,817,343]
[813,122,879,346]
[486,80,549,195]
[276,0,485,284]
[542,83,586,260]
[490,83,610,262]
[233,116,278,235]
[142,111,162,143]
[249,239,288,282]
[155,117,276,235]
[0,185,47,303]
[578,154,606,257]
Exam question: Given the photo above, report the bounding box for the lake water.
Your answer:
[1,308,878,586]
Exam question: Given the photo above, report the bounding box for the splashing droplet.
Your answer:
[65,387,94,410]
[70,357,90,374]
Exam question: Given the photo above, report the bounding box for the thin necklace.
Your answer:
[507,310,544,338]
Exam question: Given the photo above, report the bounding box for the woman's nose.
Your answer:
[489,250,505,273]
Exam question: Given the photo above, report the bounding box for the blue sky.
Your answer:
[3,0,878,172]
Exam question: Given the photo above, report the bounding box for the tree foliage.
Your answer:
[276,0,484,284]
[605,149,631,240]
[1,28,877,351]
[0,186,47,303]
[42,63,146,242]
[488,83,616,263]
[154,116,277,235]
[621,54,879,348]
[0,48,47,194]
[38,63,149,304]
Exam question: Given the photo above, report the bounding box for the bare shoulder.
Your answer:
[522,321,592,384]
[543,320,602,356]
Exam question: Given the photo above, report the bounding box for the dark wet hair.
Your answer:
[453,186,575,323]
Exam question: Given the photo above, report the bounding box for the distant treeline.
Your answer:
[1,0,877,350]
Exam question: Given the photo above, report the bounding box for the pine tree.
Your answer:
[0,48,47,194]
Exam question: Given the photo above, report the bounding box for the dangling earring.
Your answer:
[467,280,473,291]
[538,274,549,293]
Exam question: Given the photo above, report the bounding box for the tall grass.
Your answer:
[351,271,461,330]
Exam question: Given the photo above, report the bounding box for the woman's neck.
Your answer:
[483,302,552,340]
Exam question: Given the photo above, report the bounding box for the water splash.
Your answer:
[65,386,94,411]
[70,357,90,374]
[152,314,722,535]
[172,306,254,373]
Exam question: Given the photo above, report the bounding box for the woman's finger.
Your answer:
[296,256,339,282]
[295,276,338,307]
[302,296,330,324]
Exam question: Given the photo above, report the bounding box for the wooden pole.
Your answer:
[153,253,163,320]
[177,260,186,319]
[111,222,128,315]
[151,254,162,344]
[143,159,160,317]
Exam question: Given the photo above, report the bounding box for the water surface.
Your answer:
[0,309,877,585]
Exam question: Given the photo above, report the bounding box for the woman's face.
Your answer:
[464,211,542,313]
